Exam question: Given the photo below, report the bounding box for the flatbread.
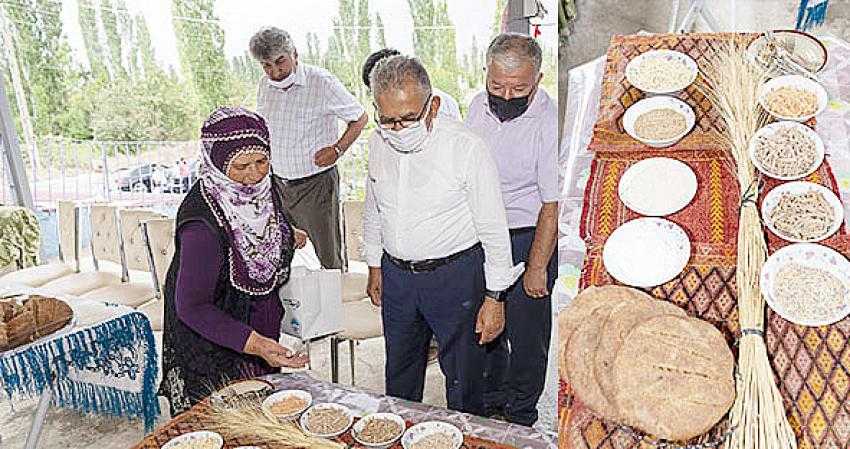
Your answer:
[566,316,618,419]
[594,296,688,416]
[559,285,652,351]
[613,315,735,441]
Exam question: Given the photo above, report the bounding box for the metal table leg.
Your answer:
[24,389,51,449]
[330,336,339,383]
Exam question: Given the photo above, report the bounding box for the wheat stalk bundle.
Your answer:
[697,42,797,449]
[203,396,344,449]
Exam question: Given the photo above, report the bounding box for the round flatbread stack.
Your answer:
[560,285,735,442]
[613,315,735,441]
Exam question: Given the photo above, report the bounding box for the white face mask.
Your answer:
[377,100,432,154]
[267,64,297,89]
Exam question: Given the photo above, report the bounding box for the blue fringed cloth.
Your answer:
[796,0,830,31]
[0,302,160,431]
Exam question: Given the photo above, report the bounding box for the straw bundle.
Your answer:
[203,396,343,449]
[697,43,797,449]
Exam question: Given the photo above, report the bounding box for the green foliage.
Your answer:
[408,0,461,104]
[172,0,233,117]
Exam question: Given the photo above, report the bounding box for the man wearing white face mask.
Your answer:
[250,26,367,269]
[363,55,523,416]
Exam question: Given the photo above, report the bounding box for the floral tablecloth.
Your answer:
[133,372,556,449]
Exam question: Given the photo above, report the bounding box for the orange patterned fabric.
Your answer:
[561,32,850,449]
[131,401,517,449]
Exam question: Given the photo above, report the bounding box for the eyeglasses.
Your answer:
[373,96,431,130]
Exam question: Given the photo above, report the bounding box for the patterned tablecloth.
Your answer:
[0,206,40,270]
[555,33,850,449]
[0,286,160,430]
[132,372,556,449]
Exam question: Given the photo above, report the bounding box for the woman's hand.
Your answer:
[244,332,309,368]
[293,228,308,249]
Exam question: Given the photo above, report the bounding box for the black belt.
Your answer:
[283,167,334,186]
[386,243,481,273]
[509,226,536,236]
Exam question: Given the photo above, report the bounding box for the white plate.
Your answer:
[625,49,699,94]
[602,218,691,287]
[299,402,354,438]
[401,421,463,449]
[161,431,223,449]
[758,75,828,122]
[761,181,843,243]
[761,243,850,326]
[623,96,696,148]
[352,412,406,448]
[618,157,698,216]
[748,121,825,180]
[261,389,312,420]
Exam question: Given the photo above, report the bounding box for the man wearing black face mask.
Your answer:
[465,33,560,426]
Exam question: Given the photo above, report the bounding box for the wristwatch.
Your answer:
[485,289,506,302]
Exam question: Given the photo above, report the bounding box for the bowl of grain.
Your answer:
[748,121,824,180]
[761,181,844,243]
[161,431,223,449]
[261,389,312,421]
[625,49,698,94]
[299,402,354,438]
[352,413,406,448]
[758,75,828,122]
[401,421,463,449]
[761,243,850,326]
[623,96,695,148]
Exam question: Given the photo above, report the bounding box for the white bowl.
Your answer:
[602,217,691,288]
[748,121,825,180]
[625,49,699,94]
[299,402,354,438]
[261,389,312,420]
[761,243,850,326]
[758,75,828,122]
[761,181,844,243]
[623,96,696,148]
[401,421,463,449]
[161,431,223,449]
[352,413,407,448]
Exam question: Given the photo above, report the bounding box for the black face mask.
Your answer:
[487,90,531,122]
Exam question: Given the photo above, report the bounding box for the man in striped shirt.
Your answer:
[250,26,368,269]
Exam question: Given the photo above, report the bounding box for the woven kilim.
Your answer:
[560,33,850,449]
[131,400,518,449]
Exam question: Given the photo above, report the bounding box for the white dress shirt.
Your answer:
[433,87,462,121]
[363,118,523,291]
[257,63,365,179]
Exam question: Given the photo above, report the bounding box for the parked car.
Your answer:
[165,159,200,193]
[116,163,171,193]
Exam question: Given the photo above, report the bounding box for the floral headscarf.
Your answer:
[198,107,292,295]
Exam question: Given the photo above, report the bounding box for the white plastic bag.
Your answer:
[279,266,342,340]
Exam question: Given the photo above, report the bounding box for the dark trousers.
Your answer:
[484,227,556,426]
[381,245,488,416]
[280,167,343,269]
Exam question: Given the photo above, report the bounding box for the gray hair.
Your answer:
[369,55,432,101]
[486,33,542,74]
[249,27,296,61]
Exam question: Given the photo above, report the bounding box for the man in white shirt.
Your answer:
[465,33,559,426]
[361,48,462,121]
[363,55,522,416]
[250,27,367,269]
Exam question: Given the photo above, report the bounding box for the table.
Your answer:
[0,205,40,270]
[133,372,556,449]
[0,287,160,449]
[555,32,850,449]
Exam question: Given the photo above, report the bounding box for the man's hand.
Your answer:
[523,267,549,298]
[367,267,382,306]
[293,228,308,249]
[314,146,340,167]
[475,297,505,344]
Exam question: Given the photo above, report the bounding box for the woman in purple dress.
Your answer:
[158,107,309,415]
